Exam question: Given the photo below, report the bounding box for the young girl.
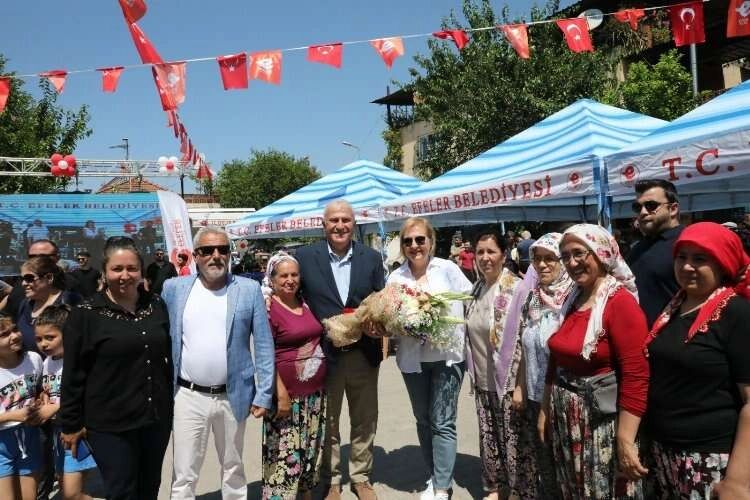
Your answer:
[34,305,97,500]
[0,315,42,500]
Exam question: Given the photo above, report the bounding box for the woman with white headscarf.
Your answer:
[261,252,327,500]
[537,224,649,499]
[517,232,574,498]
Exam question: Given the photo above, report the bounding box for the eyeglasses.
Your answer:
[195,245,231,257]
[77,257,88,261]
[402,236,427,247]
[21,274,40,283]
[631,200,669,214]
[560,250,592,264]
[532,255,560,265]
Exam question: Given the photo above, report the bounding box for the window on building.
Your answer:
[415,134,436,163]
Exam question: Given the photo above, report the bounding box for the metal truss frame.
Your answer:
[0,157,190,178]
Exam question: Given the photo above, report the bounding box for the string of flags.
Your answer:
[0,0,741,174]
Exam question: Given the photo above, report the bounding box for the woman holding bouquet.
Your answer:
[387,217,472,500]
[262,252,327,500]
[537,224,649,499]
[464,229,532,500]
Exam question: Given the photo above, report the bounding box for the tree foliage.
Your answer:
[400,0,692,179]
[213,149,321,209]
[0,55,92,194]
[601,49,705,121]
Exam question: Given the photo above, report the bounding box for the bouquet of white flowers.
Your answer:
[323,283,472,351]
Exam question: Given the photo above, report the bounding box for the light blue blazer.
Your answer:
[161,273,275,422]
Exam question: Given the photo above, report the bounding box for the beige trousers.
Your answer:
[320,348,380,485]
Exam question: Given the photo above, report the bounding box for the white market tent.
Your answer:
[605,78,750,219]
[377,99,667,227]
[225,160,424,239]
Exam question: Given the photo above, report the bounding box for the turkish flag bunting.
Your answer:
[614,9,646,30]
[556,18,594,53]
[39,70,68,93]
[167,111,179,138]
[118,0,147,24]
[128,23,163,64]
[188,140,194,161]
[249,51,282,85]
[307,43,343,68]
[499,24,530,59]
[217,53,248,90]
[370,37,405,68]
[433,30,470,50]
[0,78,10,114]
[728,0,750,38]
[97,67,124,93]
[669,2,705,46]
[192,149,198,166]
[152,62,186,111]
[197,163,213,180]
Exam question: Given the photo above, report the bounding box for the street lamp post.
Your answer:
[341,141,361,159]
[108,138,129,160]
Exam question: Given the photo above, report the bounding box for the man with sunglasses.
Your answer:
[295,200,385,500]
[161,227,274,500]
[145,248,177,295]
[628,179,684,327]
[69,251,101,298]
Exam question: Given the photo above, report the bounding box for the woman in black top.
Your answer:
[59,237,172,500]
[645,222,750,499]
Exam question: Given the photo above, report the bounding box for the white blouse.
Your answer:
[387,257,473,373]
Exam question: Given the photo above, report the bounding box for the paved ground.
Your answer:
[75,358,483,499]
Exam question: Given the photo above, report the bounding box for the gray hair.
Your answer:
[323,199,354,220]
[193,226,230,247]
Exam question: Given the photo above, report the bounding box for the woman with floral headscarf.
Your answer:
[464,228,532,500]
[261,252,327,500]
[516,232,574,498]
[538,224,649,499]
[644,222,750,499]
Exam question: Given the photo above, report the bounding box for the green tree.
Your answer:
[396,0,676,179]
[0,55,92,194]
[601,49,705,121]
[214,149,321,209]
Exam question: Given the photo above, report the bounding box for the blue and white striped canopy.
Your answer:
[605,79,750,217]
[378,99,667,226]
[226,160,424,239]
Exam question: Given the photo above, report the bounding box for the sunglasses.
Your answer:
[402,236,428,247]
[21,274,40,283]
[195,245,231,257]
[632,200,669,214]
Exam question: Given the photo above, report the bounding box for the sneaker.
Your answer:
[419,479,434,500]
[434,492,450,500]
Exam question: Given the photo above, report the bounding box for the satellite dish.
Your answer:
[579,8,604,30]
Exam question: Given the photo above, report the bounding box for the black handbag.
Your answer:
[558,370,618,420]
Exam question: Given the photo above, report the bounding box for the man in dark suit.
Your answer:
[295,200,385,500]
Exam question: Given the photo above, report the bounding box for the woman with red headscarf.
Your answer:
[645,222,750,499]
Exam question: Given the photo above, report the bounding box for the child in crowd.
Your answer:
[34,305,96,500]
[0,315,42,500]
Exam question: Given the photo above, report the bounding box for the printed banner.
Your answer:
[157,191,196,273]
[606,128,750,195]
[227,205,382,238]
[378,164,596,221]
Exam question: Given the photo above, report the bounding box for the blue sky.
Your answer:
[3,0,574,195]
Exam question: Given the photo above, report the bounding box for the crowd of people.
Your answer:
[0,182,749,500]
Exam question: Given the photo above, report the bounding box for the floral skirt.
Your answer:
[474,390,556,499]
[650,440,729,500]
[262,391,326,500]
[550,383,643,500]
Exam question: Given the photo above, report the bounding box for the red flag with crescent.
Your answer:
[39,70,68,93]
[0,78,10,114]
[118,0,147,23]
[307,43,343,68]
[217,53,248,90]
[556,18,593,53]
[370,37,404,68]
[152,62,186,111]
[128,23,163,64]
[499,24,530,59]
[97,67,124,93]
[249,51,282,85]
[728,0,750,38]
[614,9,646,30]
[669,1,705,46]
[432,30,470,50]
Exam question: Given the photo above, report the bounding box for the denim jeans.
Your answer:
[402,360,465,490]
